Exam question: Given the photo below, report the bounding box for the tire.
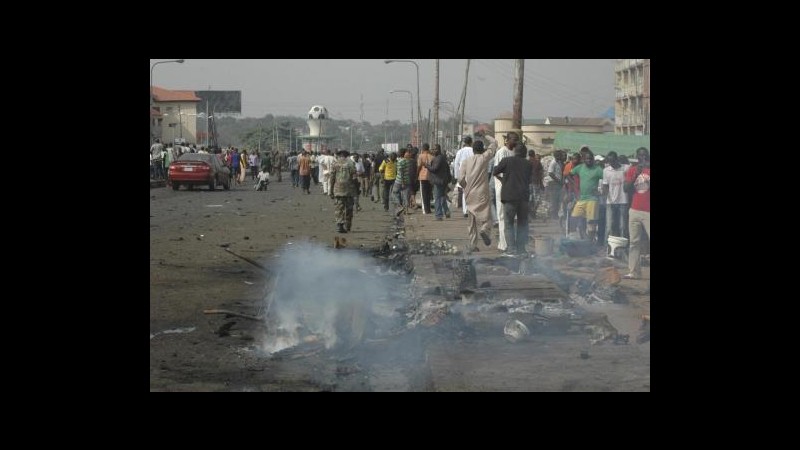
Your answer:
[209,177,217,191]
[223,175,231,190]
[172,182,179,191]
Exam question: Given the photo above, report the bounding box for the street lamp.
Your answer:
[390,90,414,147]
[150,59,185,144]
[197,112,214,148]
[385,60,421,147]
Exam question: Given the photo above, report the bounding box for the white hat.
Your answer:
[594,155,605,161]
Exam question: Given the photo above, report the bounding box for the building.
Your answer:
[151,86,201,145]
[614,59,650,135]
[493,112,613,155]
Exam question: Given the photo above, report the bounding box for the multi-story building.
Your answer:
[614,59,650,135]
[151,86,201,145]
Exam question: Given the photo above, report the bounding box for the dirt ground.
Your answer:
[150,173,649,392]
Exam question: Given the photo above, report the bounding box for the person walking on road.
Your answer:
[417,143,434,214]
[329,149,357,233]
[493,131,520,252]
[427,144,452,221]
[378,152,398,212]
[459,134,498,252]
[453,136,474,217]
[624,147,650,279]
[493,143,533,256]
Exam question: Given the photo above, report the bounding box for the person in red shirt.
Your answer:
[624,147,650,279]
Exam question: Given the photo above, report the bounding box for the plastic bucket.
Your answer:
[533,236,553,256]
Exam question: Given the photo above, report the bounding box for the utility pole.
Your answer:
[433,59,440,147]
[457,59,470,143]
[384,98,388,145]
[512,59,525,130]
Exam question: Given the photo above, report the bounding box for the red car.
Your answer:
[168,153,231,191]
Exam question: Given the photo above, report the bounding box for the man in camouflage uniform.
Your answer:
[329,149,358,233]
[271,149,283,182]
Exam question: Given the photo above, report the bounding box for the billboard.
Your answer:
[194,90,242,114]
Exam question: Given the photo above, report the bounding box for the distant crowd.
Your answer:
[150,134,649,277]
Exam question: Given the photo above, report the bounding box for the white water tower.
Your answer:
[307,105,329,137]
[302,105,334,153]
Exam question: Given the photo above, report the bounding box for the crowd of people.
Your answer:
[151,135,649,276]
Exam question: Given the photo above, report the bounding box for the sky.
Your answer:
[150,59,616,125]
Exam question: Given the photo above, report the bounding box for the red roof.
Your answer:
[152,86,201,102]
[150,107,163,116]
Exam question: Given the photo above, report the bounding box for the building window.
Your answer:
[542,138,554,145]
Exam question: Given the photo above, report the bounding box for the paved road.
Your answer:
[150,173,650,391]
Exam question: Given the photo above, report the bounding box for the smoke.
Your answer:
[260,242,401,354]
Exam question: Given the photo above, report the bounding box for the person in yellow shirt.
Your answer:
[378,152,398,212]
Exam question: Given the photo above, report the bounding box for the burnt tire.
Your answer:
[171,182,180,191]
[223,175,231,190]
[209,177,217,191]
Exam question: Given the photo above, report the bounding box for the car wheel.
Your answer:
[171,182,179,191]
[188,184,194,190]
[223,174,231,190]
[209,177,217,191]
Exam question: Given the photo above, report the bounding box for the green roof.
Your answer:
[553,132,650,157]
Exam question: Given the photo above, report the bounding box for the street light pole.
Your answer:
[150,59,185,144]
[385,60,421,147]
[390,90,414,147]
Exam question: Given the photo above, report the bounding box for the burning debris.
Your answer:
[407,238,461,256]
[568,268,626,305]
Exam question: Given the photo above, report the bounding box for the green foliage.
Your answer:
[212,114,430,151]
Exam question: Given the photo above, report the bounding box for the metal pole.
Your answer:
[433,59,440,147]
[384,60,421,147]
[179,105,183,142]
[458,59,471,144]
[384,98,388,146]
[512,59,525,130]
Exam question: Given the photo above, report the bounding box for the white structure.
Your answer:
[307,105,329,137]
[614,59,650,135]
[302,105,334,153]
